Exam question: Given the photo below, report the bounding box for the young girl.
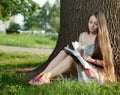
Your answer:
[28,11,116,85]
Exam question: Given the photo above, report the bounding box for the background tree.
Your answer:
[6,22,21,34]
[23,10,43,32]
[23,0,120,81]
[0,0,40,21]
[23,0,60,33]
[49,0,60,33]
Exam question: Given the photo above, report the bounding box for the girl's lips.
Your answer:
[89,28,95,31]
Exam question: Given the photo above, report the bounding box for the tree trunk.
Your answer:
[27,0,120,81]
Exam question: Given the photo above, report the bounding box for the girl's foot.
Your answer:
[28,72,51,85]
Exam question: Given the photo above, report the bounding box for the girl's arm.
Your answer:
[82,54,104,67]
[89,57,104,67]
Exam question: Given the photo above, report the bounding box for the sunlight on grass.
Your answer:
[0,50,49,71]
[0,32,58,48]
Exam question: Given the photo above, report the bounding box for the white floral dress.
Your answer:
[76,43,104,84]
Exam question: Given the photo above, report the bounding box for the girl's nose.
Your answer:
[91,24,95,27]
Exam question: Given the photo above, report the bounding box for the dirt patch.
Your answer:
[0,45,53,54]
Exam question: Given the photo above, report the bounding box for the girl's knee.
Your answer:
[60,50,68,55]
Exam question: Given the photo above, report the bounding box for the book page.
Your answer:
[64,41,92,69]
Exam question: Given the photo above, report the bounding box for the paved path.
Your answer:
[0,45,53,54]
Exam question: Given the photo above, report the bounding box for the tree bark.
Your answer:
[27,0,120,81]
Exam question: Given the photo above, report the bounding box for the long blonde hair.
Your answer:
[91,11,116,82]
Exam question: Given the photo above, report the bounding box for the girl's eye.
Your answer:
[89,21,93,24]
[94,23,98,26]
[89,21,98,26]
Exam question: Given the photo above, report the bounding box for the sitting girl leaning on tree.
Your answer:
[28,11,116,85]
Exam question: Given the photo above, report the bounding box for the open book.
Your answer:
[64,41,92,69]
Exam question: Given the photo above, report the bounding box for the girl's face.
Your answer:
[88,15,98,33]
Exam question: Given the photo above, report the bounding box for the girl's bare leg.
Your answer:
[28,55,77,85]
[46,55,77,78]
[43,50,68,73]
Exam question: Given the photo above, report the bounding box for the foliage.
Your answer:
[6,22,21,31]
[23,0,60,33]
[0,0,40,21]
[49,0,60,33]
[0,32,57,48]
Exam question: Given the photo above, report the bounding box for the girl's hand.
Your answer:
[82,55,93,62]
[80,50,103,66]
[80,50,94,63]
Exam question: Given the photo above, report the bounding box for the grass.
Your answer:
[0,50,49,71]
[0,32,58,48]
[0,72,120,95]
[0,50,120,95]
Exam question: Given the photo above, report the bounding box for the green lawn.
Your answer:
[0,50,49,71]
[0,50,120,95]
[0,32,58,48]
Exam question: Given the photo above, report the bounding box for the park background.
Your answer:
[0,0,120,95]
